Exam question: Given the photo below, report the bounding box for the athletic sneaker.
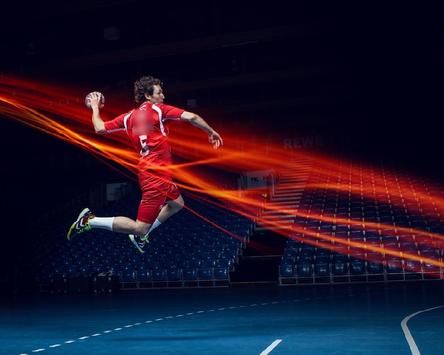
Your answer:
[66,207,94,241]
[128,234,149,254]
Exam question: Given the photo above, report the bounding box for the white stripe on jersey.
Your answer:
[123,110,134,133]
[152,104,167,136]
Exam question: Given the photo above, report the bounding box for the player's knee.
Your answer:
[176,199,184,211]
[168,197,184,212]
[135,223,149,236]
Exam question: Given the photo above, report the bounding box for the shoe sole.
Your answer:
[67,207,90,241]
[128,234,145,254]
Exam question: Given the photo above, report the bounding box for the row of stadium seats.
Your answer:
[35,189,252,289]
[279,163,444,285]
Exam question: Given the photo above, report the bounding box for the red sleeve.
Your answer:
[104,111,132,133]
[158,103,185,121]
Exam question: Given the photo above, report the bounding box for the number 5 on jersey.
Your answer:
[139,135,149,156]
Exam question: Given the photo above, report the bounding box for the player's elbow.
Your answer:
[191,113,200,121]
[95,127,107,135]
[181,111,199,123]
[94,123,107,134]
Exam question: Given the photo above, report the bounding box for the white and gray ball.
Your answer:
[85,91,105,109]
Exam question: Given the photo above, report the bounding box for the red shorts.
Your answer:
[136,171,180,224]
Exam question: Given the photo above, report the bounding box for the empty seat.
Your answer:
[167,268,182,281]
[182,268,198,280]
[350,259,365,275]
[367,262,383,274]
[386,258,403,274]
[152,269,167,281]
[400,242,417,251]
[279,264,294,277]
[314,262,330,276]
[404,260,421,273]
[137,270,152,282]
[198,268,214,280]
[332,260,347,275]
[121,269,136,282]
[214,267,229,280]
[296,263,312,277]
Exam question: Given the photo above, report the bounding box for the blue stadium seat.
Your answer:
[386,258,403,274]
[314,262,330,276]
[367,262,384,274]
[198,268,214,280]
[296,263,312,277]
[183,268,198,281]
[167,268,182,281]
[214,267,229,280]
[332,260,347,275]
[404,260,421,274]
[279,264,294,277]
[152,269,168,281]
[350,259,365,275]
[121,269,136,282]
[137,270,152,282]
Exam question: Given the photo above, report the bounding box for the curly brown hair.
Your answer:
[134,75,163,103]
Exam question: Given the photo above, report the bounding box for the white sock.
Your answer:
[146,218,162,235]
[89,217,114,231]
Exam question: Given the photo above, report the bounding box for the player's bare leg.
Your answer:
[67,208,151,254]
[127,219,152,253]
[112,217,150,235]
[128,195,185,253]
[157,195,185,223]
[126,192,183,253]
[67,195,184,254]
[67,208,150,239]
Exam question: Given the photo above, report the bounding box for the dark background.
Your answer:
[0,1,442,294]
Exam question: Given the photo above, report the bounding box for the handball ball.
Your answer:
[85,91,105,109]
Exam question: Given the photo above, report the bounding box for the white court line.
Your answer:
[260,339,282,355]
[401,305,444,355]
[20,295,340,354]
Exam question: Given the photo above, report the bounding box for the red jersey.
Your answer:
[104,102,184,172]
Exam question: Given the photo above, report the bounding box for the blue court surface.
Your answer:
[1,282,443,355]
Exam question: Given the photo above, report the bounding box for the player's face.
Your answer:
[148,85,165,104]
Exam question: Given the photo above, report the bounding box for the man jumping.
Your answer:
[67,75,223,253]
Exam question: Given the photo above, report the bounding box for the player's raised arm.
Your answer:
[89,92,106,134]
[180,111,223,149]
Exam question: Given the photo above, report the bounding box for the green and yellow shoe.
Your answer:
[67,207,94,241]
[128,234,150,254]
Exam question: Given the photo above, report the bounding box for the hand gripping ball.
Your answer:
[85,91,105,109]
